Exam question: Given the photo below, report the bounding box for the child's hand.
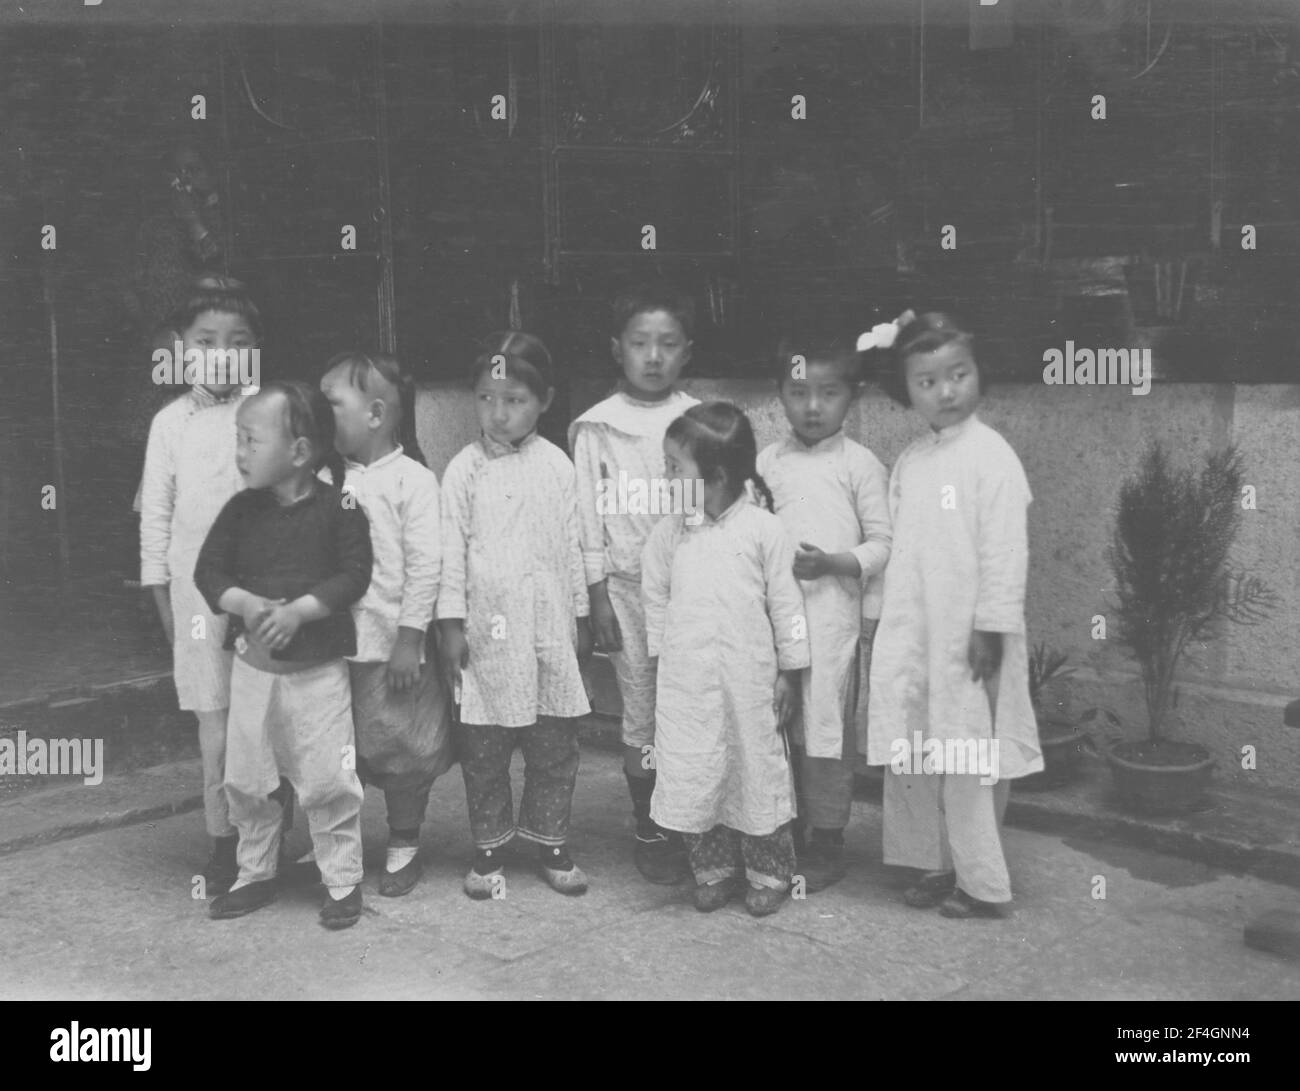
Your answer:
[589,587,622,652]
[240,595,283,633]
[575,617,595,662]
[438,623,469,693]
[387,638,422,694]
[256,602,303,652]
[968,630,1003,683]
[793,542,830,580]
[773,673,798,732]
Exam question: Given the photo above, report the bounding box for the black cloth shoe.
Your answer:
[635,829,690,885]
[939,888,1007,919]
[209,879,278,920]
[202,835,239,896]
[320,886,364,929]
[902,870,957,909]
[797,831,846,893]
[378,855,422,898]
[627,769,689,884]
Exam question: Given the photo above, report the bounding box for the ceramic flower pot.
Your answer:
[1103,738,1215,815]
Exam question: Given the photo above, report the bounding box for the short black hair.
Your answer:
[611,281,695,341]
[469,330,555,400]
[774,331,865,387]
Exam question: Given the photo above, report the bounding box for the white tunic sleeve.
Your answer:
[436,453,471,621]
[849,449,892,619]
[560,458,591,619]
[760,518,811,672]
[398,468,442,633]
[139,406,178,587]
[973,456,1031,634]
[570,424,608,588]
[641,519,674,659]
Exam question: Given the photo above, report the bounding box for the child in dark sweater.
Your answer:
[195,381,373,930]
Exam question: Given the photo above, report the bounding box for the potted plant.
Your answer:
[1103,442,1275,814]
[1017,643,1085,790]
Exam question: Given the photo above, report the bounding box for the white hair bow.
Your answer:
[856,310,916,352]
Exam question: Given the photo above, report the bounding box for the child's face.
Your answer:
[612,309,691,400]
[180,310,256,396]
[663,437,702,491]
[236,393,307,490]
[321,368,377,460]
[474,371,552,447]
[778,359,855,445]
[904,342,980,431]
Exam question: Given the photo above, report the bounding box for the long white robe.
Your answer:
[758,431,891,759]
[644,497,810,835]
[867,414,1042,780]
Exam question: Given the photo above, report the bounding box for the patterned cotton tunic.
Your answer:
[644,497,811,836]
[758,430,892,759]
[139,386,246,711]
[866,414,1042,779]
[438,433,591,728]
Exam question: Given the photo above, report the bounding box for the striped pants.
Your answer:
[224,658,364,891]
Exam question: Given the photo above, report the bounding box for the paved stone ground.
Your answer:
[1,746,1298,1001]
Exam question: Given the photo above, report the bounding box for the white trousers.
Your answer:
[883,769,1013,903]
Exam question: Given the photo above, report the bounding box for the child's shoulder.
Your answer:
[527,434,574,469]
[147,390,194,431]
[569,389,697,441]
[967,418,1028,474]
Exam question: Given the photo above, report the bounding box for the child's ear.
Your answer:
[289,436,313,468]
[539,387,556,415]
[610,336,623,366]
[368,397,387,429]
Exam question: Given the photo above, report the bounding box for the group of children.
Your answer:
[139,275,1041,931]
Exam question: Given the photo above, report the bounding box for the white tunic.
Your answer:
[866,414,1042,779]
[568,388,700,585]
[758,431,892,759]
[644,497,811,835]
[338,447,442,664]
[139,387,246,710]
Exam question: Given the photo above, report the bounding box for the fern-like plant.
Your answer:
[1109,442,1275,743]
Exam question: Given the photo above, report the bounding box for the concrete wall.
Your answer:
[415,380,1300,789]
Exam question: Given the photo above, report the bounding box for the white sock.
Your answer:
[386,845,419,873]
[327,884,358,901]
[296,850,316,865]
[228,877,250,893]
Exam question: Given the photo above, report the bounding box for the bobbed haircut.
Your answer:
[877,311,978,407]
